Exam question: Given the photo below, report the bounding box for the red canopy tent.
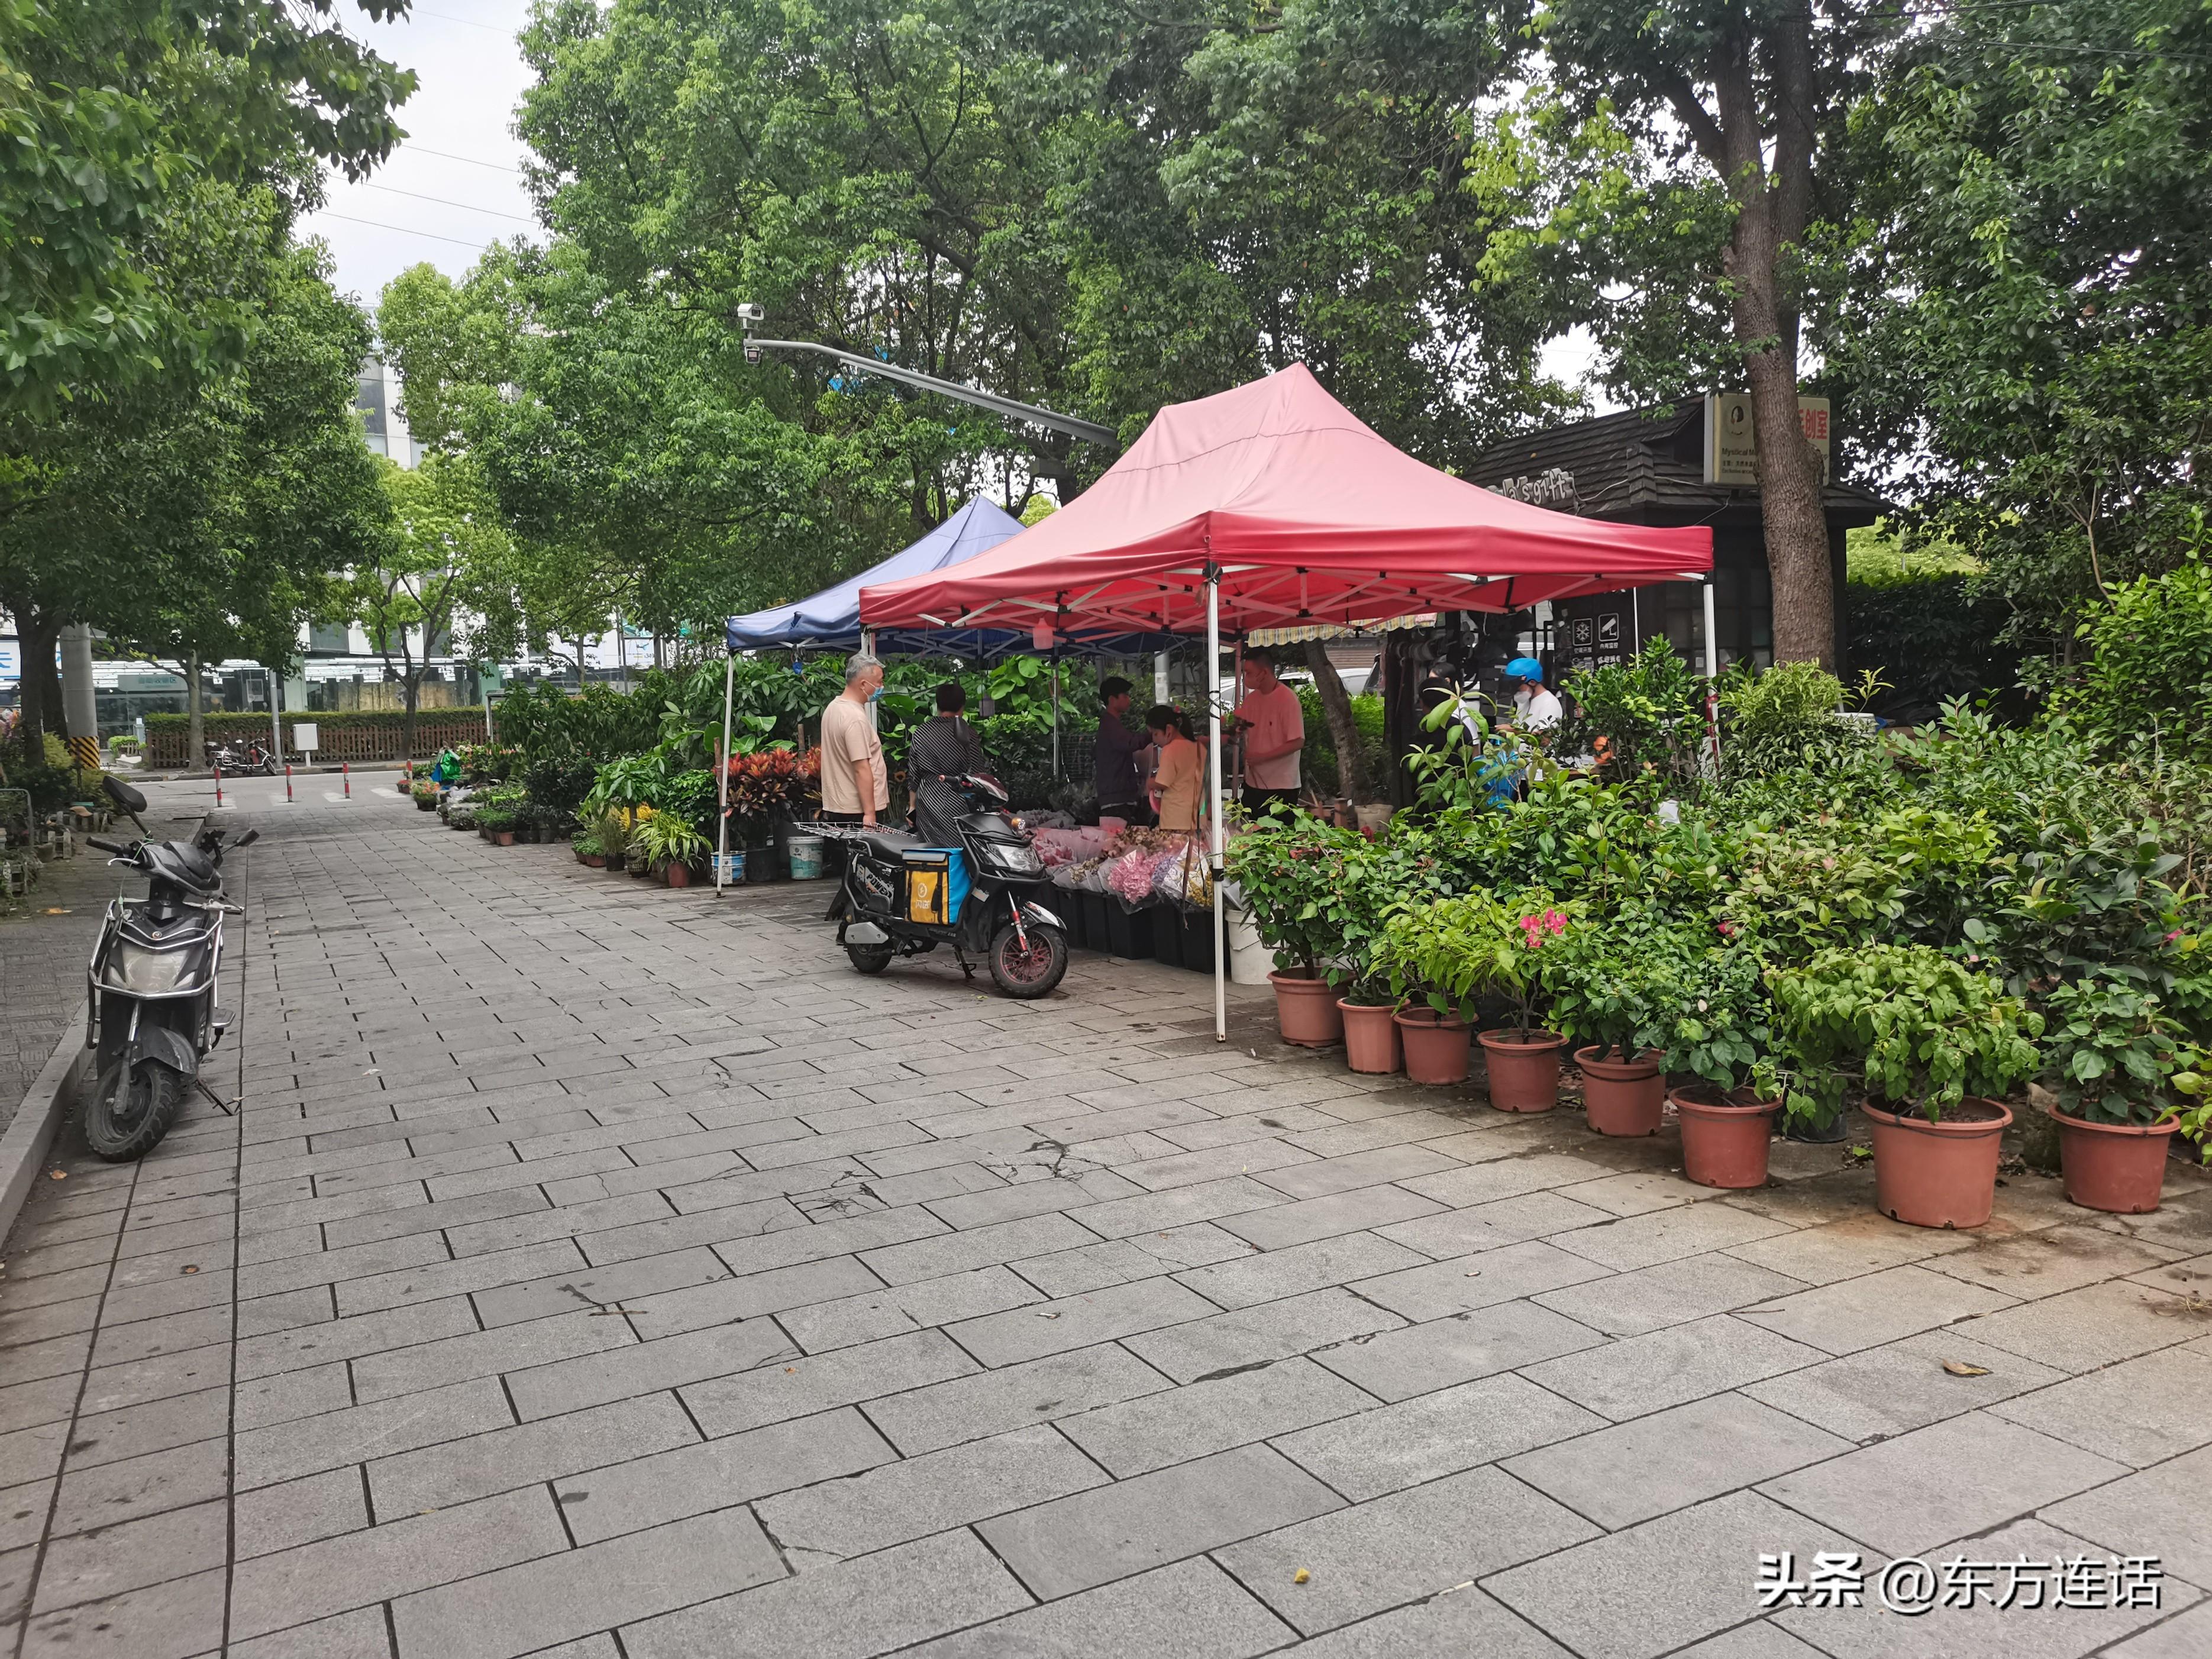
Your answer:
[858,364,1716,1040]
[858,363,1713,638]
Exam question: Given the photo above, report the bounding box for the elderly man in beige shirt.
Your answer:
[819,651,890,828]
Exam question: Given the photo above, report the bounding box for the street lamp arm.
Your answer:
[742,337,1118,447]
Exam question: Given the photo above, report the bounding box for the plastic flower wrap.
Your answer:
[1152,838,1212,909]
[1106,848,1163,908]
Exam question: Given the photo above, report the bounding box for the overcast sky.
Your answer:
[301,0,541,317]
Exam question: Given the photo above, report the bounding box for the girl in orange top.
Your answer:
[1147,705,1204,832]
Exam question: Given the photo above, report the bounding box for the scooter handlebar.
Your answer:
[87,837,131,857]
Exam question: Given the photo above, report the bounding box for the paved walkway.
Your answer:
[1,779,2207,1659]
[0,837,129,1128]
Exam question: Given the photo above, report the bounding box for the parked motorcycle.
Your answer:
[205,738,279,776]
[824,773,1068,998]
[81,775,256,1159]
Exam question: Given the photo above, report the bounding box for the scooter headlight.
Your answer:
[979,841,1042,876]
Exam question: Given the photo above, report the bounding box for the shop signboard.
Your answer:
[1704,393,1832,486]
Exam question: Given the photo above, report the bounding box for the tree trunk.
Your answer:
[12,605,57,754]
[187,651,205,764]
[1746,355,1833,666]
[1303,638,1372,802]
[402,674,420,762]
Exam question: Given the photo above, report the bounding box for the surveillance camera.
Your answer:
[735,302,764,325]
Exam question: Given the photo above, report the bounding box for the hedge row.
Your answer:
[146,711,490,766]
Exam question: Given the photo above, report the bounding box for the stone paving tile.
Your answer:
[1122,1286,1407,1384]
[1058,1355,1374,1476]
[898,1557,1293,1659]
[620,1528,1031,1659]
[1273,1372,1605,1501]
[1484,1491,1864,1659]
[1986,1343,2212,1466]
[2043,1443,2212,1587]
[1758,1409,2126,1555]
[1520,1313,1826,1422]
[980,1442,1344,1599]
[395,1505,786,1659]
[863,1342,1173,1455]
[1280,1583,1575,1658]
[1741,1329,2066,1445]
[5,787,2201,1659]
[757,1422,1106,1563]
[1502,1392,1851,1531]
[1312,1300,1606,1402]
[1219,1464,1599,1635]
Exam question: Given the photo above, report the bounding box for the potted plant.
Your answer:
[1223,816,1361,1047]
[1378,891,1572,1105]
[592,809,635,876]
[574,833,606,869]
[1772,944,2042,1228]
[1323,828,1463,1076]
[636,812,711,887]
[1662,941,1783,1188]
[410,779,440,812]
[2039,969,2204,1213]
[476,805,518,846]
[1545,919,1682,1137]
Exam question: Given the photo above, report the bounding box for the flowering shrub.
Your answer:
[724,746,821,839]
[1375,888,1574,1035]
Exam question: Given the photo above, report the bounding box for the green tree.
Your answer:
[1494,1,1907,666]
[1835,0,2212,648]
[352,453,511,759]
[1,203,385,750]
[0,0,415,411]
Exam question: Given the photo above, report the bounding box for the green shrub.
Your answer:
[2051,551,2212,766]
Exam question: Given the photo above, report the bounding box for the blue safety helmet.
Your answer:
[1504,656,1545,683]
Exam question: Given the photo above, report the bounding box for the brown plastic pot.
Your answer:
[1671,1085,1780,1189]
[1862,1098,2013,1229]
[1577,1047,1664,1137]
[1338,1000,1402,1076]
[1478,1030,1567,1113]
[579,853,605,868]
[2052,1106,2177,1214]
[1271,973,1344,1048]
[1394,1006,1471,1085]
[664,862,693,888]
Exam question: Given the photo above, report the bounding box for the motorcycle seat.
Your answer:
[853,830,923,863]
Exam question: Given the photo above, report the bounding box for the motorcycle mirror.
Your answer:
[101,773,150,835]
[232,828,259,848]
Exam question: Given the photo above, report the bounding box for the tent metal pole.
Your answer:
[1701,578,1722,776]
[862,628,879,732]
[1051,657,1061,780]
[1207,568,1226,1043]
[715,653,735,893]
[1154,650,1170,705]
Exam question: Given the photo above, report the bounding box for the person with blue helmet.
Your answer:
[1503,656,1563,732]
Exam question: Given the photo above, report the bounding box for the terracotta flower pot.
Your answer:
[1394,1006,1471,1085]
[492,830,516,847]
[664,862,693,888]
[1479,1030,1566,1113]
[1271,973,1344,1048]
[579,853,605,868]
[1338,1000,1403,1075]
[1862,1098,2013,1229]
[1577,1047,1665,1137]
[1672,1085,1779,1189]
[2052,1107,2177,1214]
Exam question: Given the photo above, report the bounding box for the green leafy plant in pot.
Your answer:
[1660,939,1782,1187]
[1545,915,1691,1137]
[2039,966,2207,1213]
[1771,944,2042,1228]
[1375,889,1571,1098]
[1225,815,1368,1048]
[635,812,711,887]
[1319,824,1467,1076]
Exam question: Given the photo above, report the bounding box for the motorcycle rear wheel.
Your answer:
[83,1058,186,1161]
[989,921,1068,999]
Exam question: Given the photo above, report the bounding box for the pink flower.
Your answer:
[2165,930,2183,943]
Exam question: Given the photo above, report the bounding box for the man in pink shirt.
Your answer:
[1233,655,1305,819]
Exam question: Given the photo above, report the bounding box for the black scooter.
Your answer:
[81,775,256,1159]
[824,773,1069,998]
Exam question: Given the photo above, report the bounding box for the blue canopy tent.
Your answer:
[725,496,1027,656]
[713,496,1177,888]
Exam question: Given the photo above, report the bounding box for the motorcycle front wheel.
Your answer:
[83,1058,186,1161]
[846,944,895,974]
[989,921,1068,999]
